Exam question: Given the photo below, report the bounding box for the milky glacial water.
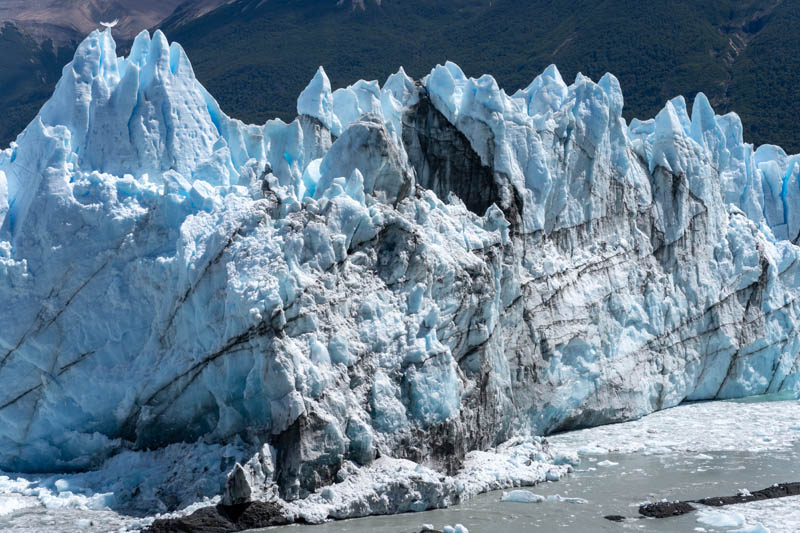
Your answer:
[262,442,800,532]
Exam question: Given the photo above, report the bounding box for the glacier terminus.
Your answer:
[0,28,799,527]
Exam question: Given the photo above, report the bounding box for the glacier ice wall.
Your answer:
[1,28,799,502]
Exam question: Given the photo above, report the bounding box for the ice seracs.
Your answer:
[297,67,337,133]
[0,27,799,523]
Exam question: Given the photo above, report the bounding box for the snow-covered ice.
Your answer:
[697,508,748,528]
[717,496,800,533]
[548,399,800,456]
[0,494,36,517]
[691,495,800,533]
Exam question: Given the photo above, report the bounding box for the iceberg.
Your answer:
[0,27,799,521]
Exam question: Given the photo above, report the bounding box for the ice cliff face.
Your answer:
[1,29,799,508]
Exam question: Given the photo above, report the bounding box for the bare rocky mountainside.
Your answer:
[0,0,229,42]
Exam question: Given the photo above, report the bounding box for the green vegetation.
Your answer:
[728,0,800,152]
[0,23,75,147]
[163,0,800,153]
[2,0,799,152]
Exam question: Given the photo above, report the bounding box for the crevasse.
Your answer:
[0,28,799,513]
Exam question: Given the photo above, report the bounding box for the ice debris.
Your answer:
[500,490,588,504]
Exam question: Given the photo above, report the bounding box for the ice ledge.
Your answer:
[142,436,573,530]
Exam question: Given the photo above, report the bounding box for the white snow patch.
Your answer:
[550,400,800,456]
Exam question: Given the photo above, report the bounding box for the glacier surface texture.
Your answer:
[1,29,799,515]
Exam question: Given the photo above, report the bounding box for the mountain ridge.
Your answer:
[2,0,799,152]
[0,0,231,42]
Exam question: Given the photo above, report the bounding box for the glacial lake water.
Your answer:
[261,442,800,533]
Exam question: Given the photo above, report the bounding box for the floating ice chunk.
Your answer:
[503,491,529,503]
[440,525,469,533]
[552,451,580,466]
[597,460,618,467]
[547,494,588,504]
[501,490,586,504]
[696,509,746,528]
[730,524,769,533]
[578,445,609,455]
[501,489,545,503]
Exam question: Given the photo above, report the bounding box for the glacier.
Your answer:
[1,27,800,524]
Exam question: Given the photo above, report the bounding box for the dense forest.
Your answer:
[2,0,798,153]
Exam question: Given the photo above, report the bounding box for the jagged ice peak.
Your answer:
[0,29,798,522]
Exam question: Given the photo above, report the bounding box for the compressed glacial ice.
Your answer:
[0,26,799,520]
